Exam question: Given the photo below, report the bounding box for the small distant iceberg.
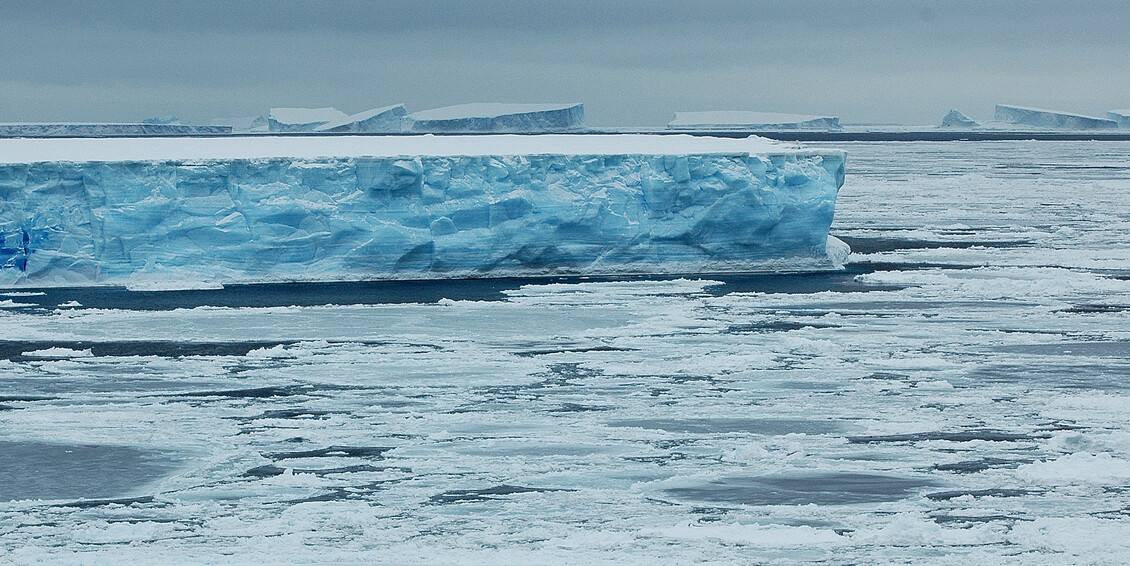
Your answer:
[995,105,1118,130]
[1107,110,1130,128]
[667,111,842,131]
[405,103,585,133]
[0,123,231,137]
[939,109,979,128]
[315,104,408,133]
[268,107,350,132]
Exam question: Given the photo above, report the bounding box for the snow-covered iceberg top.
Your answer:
[994,105,1118,130]
[0,134,845,288]
[1107,110,1130,128]
[668,111,841,131]
[406,103,585,133]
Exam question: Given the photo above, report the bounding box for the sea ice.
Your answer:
[0,134,845,287]
[994,104,1118,130]
[667,111,842,131]
[405,103,585,133]
[0,124,232,137]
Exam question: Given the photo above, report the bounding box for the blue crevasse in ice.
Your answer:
[0,140,844,287]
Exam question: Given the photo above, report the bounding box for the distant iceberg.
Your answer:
[939,109,979,128]
[0,123,232,137]
[406,103,585,133]
[315,104,408,133]
[994,105,1117,130]
[268,107,350,132]
[1107,110,1130,128]
[211,115,269,133]
[668,112,841,131]
[0,134,845,287]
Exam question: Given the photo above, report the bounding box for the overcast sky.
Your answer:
[2,0,1128,126]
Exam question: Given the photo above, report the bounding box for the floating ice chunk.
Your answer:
[668,111,842,131]
[940,109,979,128]
[994,105,1118,130]
[1016,452,1130,485]
[315,104,408,133]
[268,107,350,132]
[406,103,585,133]
[1108,110,1130,128]
[23,347,95,358]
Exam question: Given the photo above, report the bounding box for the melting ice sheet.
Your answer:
[1,141,1129,564]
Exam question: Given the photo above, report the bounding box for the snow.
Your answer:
[668,111,842,130]
[994,104,1118,130]
[0,135,844,287]
[940,109,979,128]
[314,104,407,133]
[405,103,585,133]
[268,107,350,132]
[1108,110,1130,128]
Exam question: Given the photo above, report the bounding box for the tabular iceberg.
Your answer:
[668,112,842,131]
[406,104,586,133]
[0,135,845,288]
[0,124,232,137]
[995,105,1118,130]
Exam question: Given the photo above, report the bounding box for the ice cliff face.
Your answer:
[406,104,585,133]
[0,135,844,287]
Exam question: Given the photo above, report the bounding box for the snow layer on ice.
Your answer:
[668,111,842,130]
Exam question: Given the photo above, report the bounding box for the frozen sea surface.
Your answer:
[2,141,1129,564]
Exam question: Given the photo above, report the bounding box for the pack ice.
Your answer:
[0,134,845,288]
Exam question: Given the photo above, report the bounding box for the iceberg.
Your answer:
[210,115,269,133]
[0,124,232,137]
[668,112,842,131]
[315,104,408,133]
[406,103,585,133]
[994,105,1118,130]
[268,107,350,132]
[939,109,979,128]
[1107,110,1130,128]
[0,134,845,288]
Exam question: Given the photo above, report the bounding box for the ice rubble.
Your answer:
[939,109,979,128]
[668,111,842,131]
[1108,110,1130,128]
[267,107,350,132]
[994,105,1118,130]
[0,134,845,287]
[405,103,586,133]
[0,124,232,137]
[315,104,408,133]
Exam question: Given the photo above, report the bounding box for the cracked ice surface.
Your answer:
[0,141,1129,564]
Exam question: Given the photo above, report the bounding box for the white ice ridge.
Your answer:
[0,134,846,287]
[994,105,1118,130]
[405,103,585,133]
[1108,110,1130,128]
[668,111,842,131]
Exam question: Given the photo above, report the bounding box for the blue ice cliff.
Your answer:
[0,135,845,288]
